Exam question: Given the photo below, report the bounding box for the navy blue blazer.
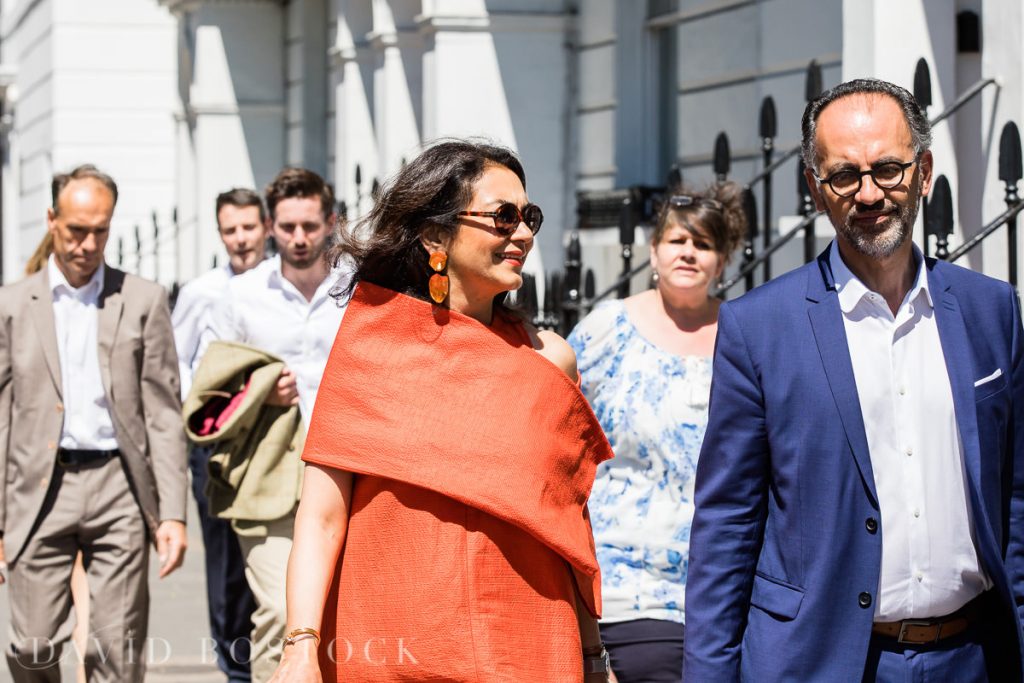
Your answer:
[682,247,1024,682]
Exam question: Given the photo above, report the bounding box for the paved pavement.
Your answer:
[0,491,227,682]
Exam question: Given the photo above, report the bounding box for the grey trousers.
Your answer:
[6,456,149,683]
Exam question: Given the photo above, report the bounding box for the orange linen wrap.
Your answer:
[302,282,613,682]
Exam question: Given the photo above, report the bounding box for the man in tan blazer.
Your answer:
[0,165,188,682]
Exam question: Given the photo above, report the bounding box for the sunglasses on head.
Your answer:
[458,202,544,236]
[668,195,723,212]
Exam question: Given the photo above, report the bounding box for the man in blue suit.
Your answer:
[683,78,1024,682]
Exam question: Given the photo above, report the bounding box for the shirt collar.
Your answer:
[828,240,932,314]
[265,254,284,287]
[48,254,104,298]
[266,254,340,303]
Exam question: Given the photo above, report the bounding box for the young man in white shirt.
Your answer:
[206,167,348,681]
[172,188,268,682]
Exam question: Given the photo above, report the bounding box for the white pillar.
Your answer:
[331,0,379,220]
[164,0,285,280]
[418,3,571,275]
[370,0,422,181]
[286,0,329,175]
[978,0,1024,281]
[841,0,959,257]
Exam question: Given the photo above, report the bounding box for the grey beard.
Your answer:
[833,188,919,260]
[836,208,912,259]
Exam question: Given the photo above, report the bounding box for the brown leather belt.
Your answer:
[871,594,985,645]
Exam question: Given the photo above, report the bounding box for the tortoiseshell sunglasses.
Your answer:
[458,202,544,236]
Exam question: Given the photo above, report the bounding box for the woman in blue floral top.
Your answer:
[568,182,746,682]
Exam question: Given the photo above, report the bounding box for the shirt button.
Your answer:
[55,402,64,413]
[858,592,872,608]
[913,508,921,518]
[905,447,913,457]
[916,573,924,582]
[865,517,878,533]
[898,386,906,396]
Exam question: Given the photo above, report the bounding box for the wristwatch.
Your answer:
[582,645,610,674]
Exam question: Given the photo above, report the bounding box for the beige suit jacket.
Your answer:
[0,265,188,563]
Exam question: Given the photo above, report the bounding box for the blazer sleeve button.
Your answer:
[865,517,878,533]
[858,592,872,608]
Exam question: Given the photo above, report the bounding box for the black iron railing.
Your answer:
[533,57,1018,335]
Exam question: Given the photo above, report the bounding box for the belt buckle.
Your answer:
[898,619,941,645]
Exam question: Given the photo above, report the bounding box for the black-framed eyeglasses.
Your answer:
[818,159,917,198]
[668,195,723,212]
[458,202,543,236]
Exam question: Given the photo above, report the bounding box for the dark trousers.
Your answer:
[190,445,257,683]
[600,618,685,683]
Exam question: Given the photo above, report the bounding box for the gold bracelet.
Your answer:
[284,627,321,647]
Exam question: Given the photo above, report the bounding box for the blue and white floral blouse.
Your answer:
[568,300,712,624]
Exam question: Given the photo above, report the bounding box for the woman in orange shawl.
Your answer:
[269,140,615,682]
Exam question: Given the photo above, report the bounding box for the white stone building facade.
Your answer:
[0,0,1021,293]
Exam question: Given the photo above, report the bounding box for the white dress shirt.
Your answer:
[205,255,349,426]
[830,242,991,621]
[48,256,118,451]
[171,264,234,399]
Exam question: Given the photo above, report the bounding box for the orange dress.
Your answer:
[302,283,613,682]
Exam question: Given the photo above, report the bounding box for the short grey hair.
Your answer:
[801,78,932,174]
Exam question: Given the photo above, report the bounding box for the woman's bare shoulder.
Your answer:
[523,322,579,381]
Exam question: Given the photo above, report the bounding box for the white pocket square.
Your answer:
[974,368,1003,387]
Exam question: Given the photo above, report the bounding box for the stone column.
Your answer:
[163,0,285,280]
[842,0,959,255]
[330,0,379,220]
[978,0,1024,279]
[369,0,423,181]
[418,1,571,274]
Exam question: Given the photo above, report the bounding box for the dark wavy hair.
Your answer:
[265,167,335,221]
[330,139,526,302]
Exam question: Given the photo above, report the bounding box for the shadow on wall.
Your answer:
[487,1,571,276]
[192,7,286,190]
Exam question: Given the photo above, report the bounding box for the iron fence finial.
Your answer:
[999,121,1022,184]
[805,60,823,101]
[913,58,933,110]
[584,269,596,300]
[667,164,683,190]
[759,96,777,140]
[927,175,954,261]
[713,132,731,180]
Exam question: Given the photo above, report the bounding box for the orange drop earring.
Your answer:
[428,251,449,303]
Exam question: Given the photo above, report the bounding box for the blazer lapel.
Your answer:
[97,267,124,397]
[928,264,988,523]
[29,271,62,397]
[806,250,879,506]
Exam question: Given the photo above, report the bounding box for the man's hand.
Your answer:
[266,368,299,407]
[0,537,6,585]
[155,520,187,578]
